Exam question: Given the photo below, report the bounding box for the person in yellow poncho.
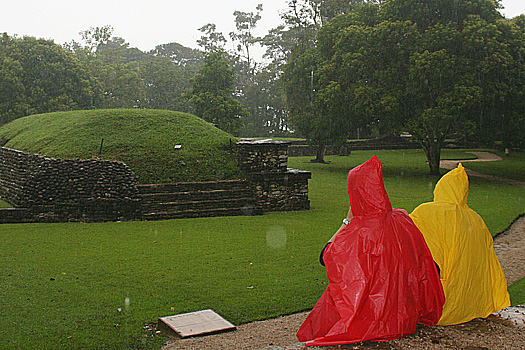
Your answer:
[410,163,510,325]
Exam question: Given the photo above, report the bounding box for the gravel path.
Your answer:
[162,153,525,350]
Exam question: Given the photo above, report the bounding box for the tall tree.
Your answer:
[141,57,196,112]
[197,24,227,52]
[149,42,203,67]
[188,49,247,135]
[70,27,199,112]
[0,33,100,124]
[230,4,263,72]
[284,47,350,162]
[88,37,146,108]
[281,1,374,161]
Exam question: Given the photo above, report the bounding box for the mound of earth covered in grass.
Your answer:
[0,109,242,184]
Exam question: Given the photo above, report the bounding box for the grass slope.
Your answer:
[0,109,241,184]
[0,150,523,349]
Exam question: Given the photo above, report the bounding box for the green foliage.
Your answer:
[88,39,147,109]
[299,0,525,174]
[150,42,203,67]
[283,48,324,143]
[0,149,523,349]
[197,24,227,52]
[509,276,525,306]
[230,4,263,68]
[0,109,241,184]
[140,58,197,112]
[189,49,247,135]
[69,27,199,114]
[0,34,100,125]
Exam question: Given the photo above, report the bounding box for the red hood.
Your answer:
[347,155,392,216]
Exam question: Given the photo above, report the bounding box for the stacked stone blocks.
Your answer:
[0,139,311,223]
[236,139,311,212]
[0,147,141,223]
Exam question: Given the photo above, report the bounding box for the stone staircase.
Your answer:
[138,180,262,221]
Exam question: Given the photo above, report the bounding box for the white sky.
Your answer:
[2,0,524,61]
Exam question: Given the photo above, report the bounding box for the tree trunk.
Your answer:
[423,140,442,176]
[311,142,327,163]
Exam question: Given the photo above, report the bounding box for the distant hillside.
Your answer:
[0,109,241,184]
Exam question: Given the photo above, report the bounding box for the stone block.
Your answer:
[158,309,236,338]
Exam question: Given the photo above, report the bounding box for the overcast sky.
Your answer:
[2,0,524,61]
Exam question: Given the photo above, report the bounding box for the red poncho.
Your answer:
[297,156,444,346]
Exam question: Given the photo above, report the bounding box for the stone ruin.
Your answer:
[0,139,311,223]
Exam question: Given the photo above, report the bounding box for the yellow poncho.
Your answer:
[410,163,510,325]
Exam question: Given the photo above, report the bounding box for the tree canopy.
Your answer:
[283,0,525,172]
[0,34,100,124]
[188,49,247,135]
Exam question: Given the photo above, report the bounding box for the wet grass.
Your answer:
[0,200,13,208]
[0,149,523,349]
[509,277,525,306]
[462,150,525,182]
[290,149,525,234]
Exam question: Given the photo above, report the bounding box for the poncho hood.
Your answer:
[348,155,392,216]
[433,163,469,206]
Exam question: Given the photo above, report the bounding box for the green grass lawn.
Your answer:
[0,200,13,208]
[461,150,525,182]
[509,277,525,305]
[0,149,523,349]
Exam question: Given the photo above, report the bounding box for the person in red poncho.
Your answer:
[297,156,445,346]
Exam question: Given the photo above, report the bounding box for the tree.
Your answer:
[288,0,524,174]
[281,1,376,162]
[149,42,203,67]
[189,49,247,135]
[230,4,263,72]
[197,24,227,52]
[69,27,199,112]
[284,47,354,162]
[78,25,114,55]
[0,33,100,124]
[141,57,196,112]
[87,37,146,108]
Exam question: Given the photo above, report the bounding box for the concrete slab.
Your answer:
[158,309,236,338]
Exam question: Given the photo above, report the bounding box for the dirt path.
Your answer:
[163,153,525,350]
[440,151,525,189]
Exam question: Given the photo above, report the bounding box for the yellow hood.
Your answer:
[433,163,469,206]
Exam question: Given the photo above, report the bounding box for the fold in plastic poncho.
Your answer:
[297,156,445,346]
[410,163,510,326]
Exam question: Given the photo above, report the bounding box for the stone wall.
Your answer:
[0,139,311,223]
[0,147,141,222]
[236,139,290,174]
[236,139,311,211]
[0,208,33,224]
[249,170,311,212]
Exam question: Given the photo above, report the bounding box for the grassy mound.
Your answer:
[0,109,241,183]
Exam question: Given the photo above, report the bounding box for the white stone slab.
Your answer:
[159,309,236,338]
